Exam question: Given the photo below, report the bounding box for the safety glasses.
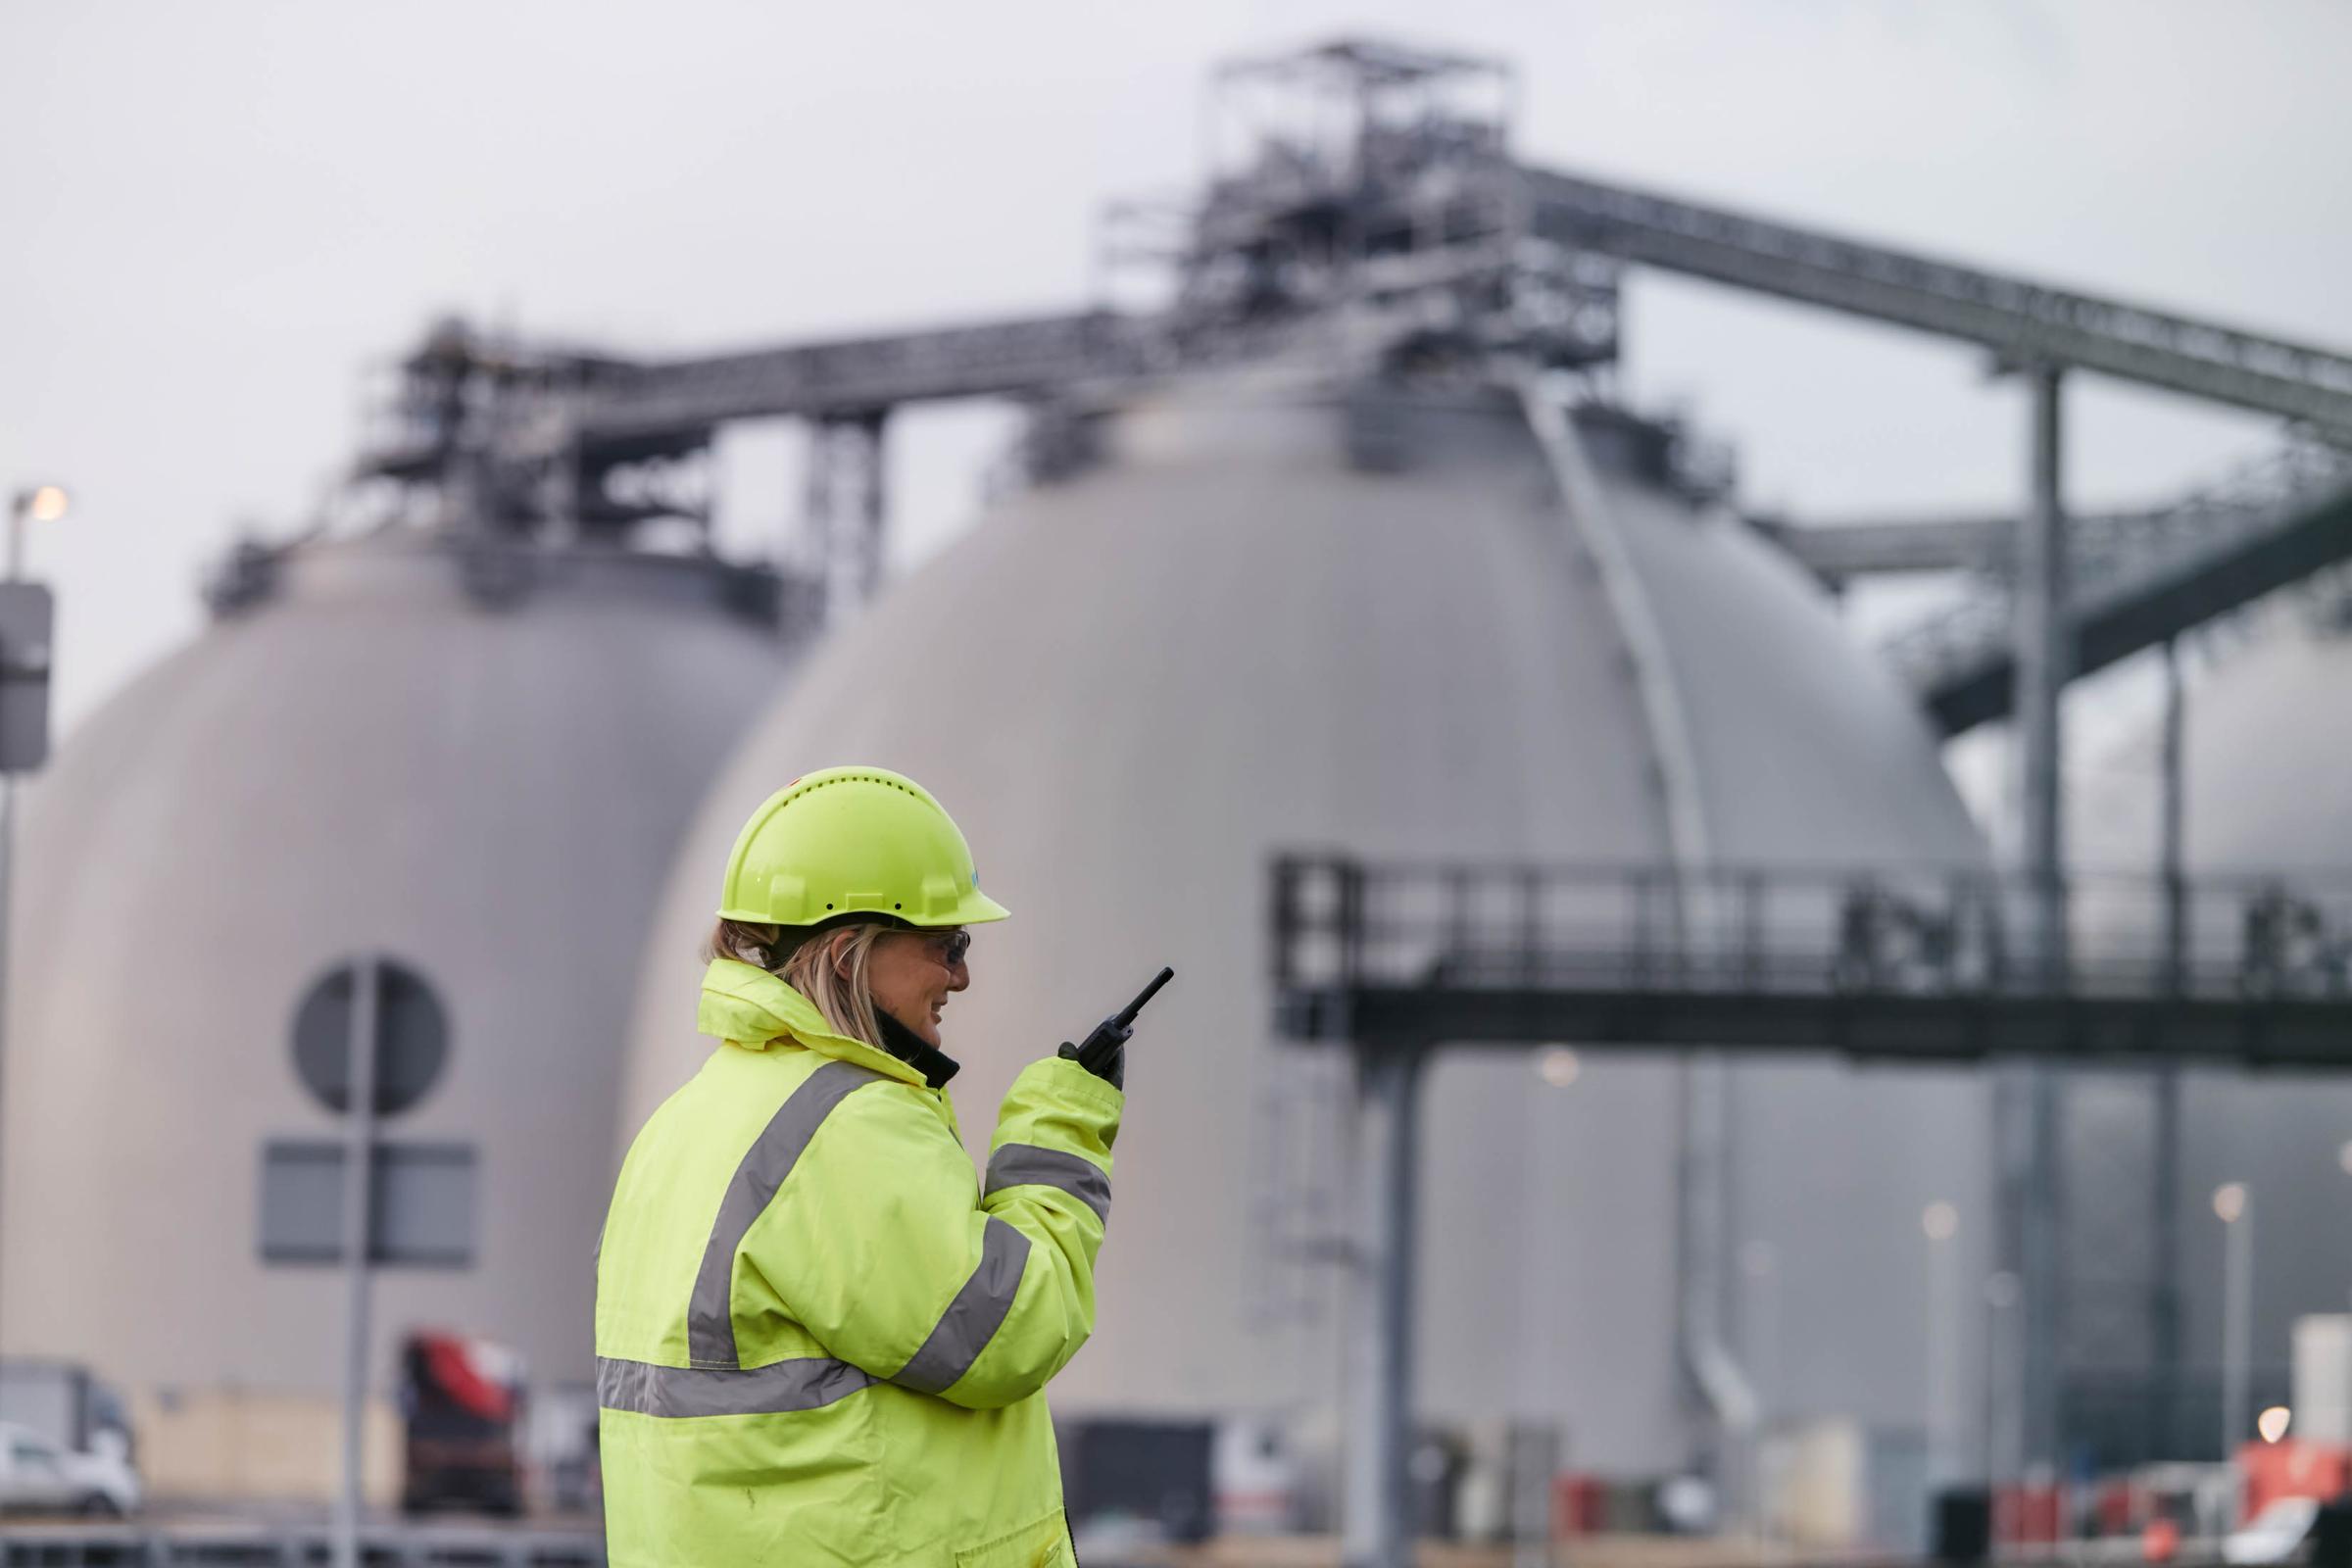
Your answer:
[927,929,972,968]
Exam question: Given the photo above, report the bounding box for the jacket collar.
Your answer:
[875,1007,961,1091]
[698,958,929,1090]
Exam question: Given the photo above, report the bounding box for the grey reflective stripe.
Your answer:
[597,1354,872,1418]
[891,1217,1033,1396]
[688,1058,885,1368]
[983,1144,1110,1223]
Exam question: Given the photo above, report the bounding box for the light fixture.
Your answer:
[1536,1046,1581,1088]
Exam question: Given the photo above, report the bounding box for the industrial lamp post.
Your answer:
[1509,1047,1579,1568]
[0,481,69,1357]
[1983,1270,2022,1488]
[1924,1201,1961,1488]
[7,485,71,578]
[2215,1182,2252,1462]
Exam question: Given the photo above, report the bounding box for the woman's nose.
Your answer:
[946,959,970,993]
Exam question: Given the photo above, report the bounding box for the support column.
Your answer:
[802,413,892,622]
[851,410,889,606]
[2018,365,2070,953]
[1345,1043,1425,1568]
[2007,364,2069,1476]
[2152,637,2187,1453]
[1681,1054,1756,1512]
[802,418,836,582]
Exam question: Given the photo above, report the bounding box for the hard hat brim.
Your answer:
[944,890,1011,926]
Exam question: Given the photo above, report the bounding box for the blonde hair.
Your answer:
[706,916,893,1050]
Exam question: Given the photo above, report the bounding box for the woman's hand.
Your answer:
[1056,1035,1123,1090]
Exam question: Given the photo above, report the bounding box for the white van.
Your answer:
[2226,1495,2323,1566]
[0,1420,141,1517]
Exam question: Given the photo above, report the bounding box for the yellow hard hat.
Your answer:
[717,766,1010,927]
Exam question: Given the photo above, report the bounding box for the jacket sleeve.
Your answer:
[756,1055,1122,1409]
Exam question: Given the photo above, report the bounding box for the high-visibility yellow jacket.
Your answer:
[595,959,1121,1567]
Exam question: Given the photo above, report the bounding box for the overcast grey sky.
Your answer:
[6,0,2348,731]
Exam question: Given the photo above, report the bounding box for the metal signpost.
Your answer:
[269,956,461,1568]
[337,961,380,1568]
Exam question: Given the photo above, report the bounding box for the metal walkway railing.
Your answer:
[1880,442,2352,734]
[1270,856,2352,1062]
[0,1522,603,1568]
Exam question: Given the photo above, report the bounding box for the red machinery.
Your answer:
[399,1332,524,1517]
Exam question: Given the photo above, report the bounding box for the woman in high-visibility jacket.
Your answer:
[596,766,1123,1568]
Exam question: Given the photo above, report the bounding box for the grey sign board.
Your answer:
[0,582,54,774]
[291,959,448,1118]
[259,1140,476,1267]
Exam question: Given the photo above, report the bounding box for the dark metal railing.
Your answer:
[0,1522,604,1567]
[1271,855,2352,1007]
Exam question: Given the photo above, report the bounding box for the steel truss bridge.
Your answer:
[348,46,2352,682]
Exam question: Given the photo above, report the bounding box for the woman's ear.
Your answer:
[828,930,856,981]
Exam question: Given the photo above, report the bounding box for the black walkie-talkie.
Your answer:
[1058,967,1173,1087]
